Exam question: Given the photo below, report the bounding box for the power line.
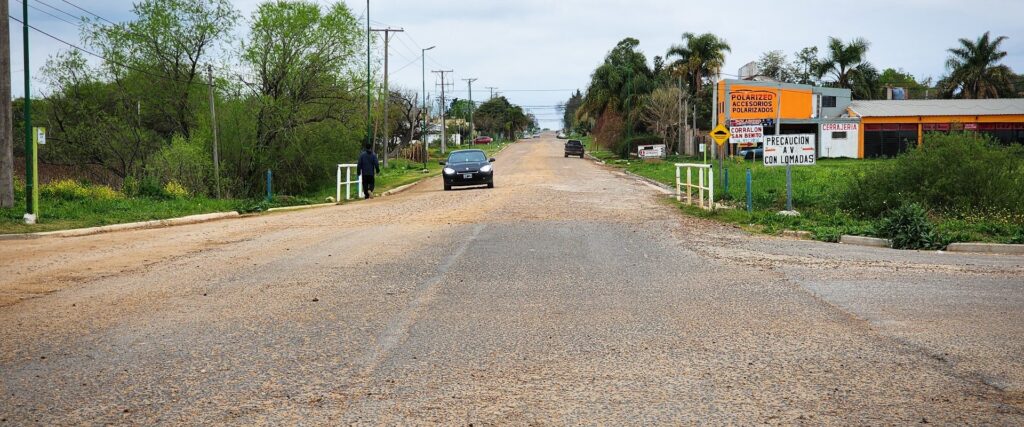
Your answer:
[37,0,83,22]
[13,0,81,28]
[60,0,115,25]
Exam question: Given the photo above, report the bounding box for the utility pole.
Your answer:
[432,70,453,154]
[421,46,435,165]
[462,78,477,140]
[365,0,371,154]
[0,0,13,208]
[370,27,403,168]
[207,65,221,199]
[21,0,34,223]
[486,86,497,100]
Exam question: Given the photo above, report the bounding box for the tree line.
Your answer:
[565,31,1021,157]
[1,0,531,202]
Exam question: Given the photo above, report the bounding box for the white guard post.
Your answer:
[336,164,363,201]
[675,163,714,210]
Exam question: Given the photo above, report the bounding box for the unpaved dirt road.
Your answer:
[2,135,1023,424]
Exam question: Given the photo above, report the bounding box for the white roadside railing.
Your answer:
[675,163,714,210]
[336,164,363,201]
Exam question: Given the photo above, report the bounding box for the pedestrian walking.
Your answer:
[357,143,380,199]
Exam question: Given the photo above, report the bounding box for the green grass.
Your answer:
[585,143,1022,245]
[0,193,242,234]
[1,142,516,235]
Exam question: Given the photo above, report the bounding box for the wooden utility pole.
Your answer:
[432,70,453,154]
[0,0,13,208]
[462,78,477,140]
[486,86,497,100]
[370,27,403,168]
[207,65,221,199]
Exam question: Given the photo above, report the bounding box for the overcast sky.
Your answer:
[9,0,1024,129]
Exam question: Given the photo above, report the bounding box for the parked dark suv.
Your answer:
[564,139,585,158]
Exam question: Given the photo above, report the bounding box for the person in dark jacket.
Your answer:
[356,144,380,199]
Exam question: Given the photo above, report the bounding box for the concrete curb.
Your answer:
[622,170,673,195]
[382,181,422,197]
[0,211,240,240]
[266,202,337,213]
[781,230,813,239]
[946,242,1024,255]
[584,152,606,164]
[840,235,892,248]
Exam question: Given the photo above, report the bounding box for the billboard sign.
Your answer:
[637,144,665,159]
[763,134,816,167]
[729,125,763,147]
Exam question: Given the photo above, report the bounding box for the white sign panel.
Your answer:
[637,144,665,159]
[819,122,858,158]
[729,125,763,146]
[763,134,816,166]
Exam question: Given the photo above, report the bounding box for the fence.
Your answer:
[335,164,363,201]
[675,163,714,210]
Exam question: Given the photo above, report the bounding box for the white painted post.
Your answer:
[698,169,704,208]
[675,166,681,202]
[709,166,715,209]
[345,167,351,201]
[686,168,692,205]
[358,174,363,199]
[336,165,342,202]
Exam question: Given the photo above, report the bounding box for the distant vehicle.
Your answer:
[556,132,567,139]
[440,149,495,191]
[472,136,493,145]
[533,133,541,138]
[739,147,763,160]
[564,139,585,158]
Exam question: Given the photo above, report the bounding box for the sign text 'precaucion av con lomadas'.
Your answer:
[763,134,816,166]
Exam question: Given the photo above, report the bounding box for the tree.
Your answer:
[939,32,1014,99]
[578,38,655,138]
[878,68,929,98]
[562,89,583,132]
[790,46,820,85]
[639,86,682,151]
[240,0,363,194]
[666,32,731,94]
[755,50,793,82]
[815,37,872,90]
[85,0,239,139]
[0,0,12,207]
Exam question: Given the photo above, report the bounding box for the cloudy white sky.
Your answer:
[9,0,1024,129]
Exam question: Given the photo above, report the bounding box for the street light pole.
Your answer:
[421,45,435,167]
[462,78,477,141]
[365,0,371,153]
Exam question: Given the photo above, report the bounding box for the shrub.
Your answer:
[148,135,213,196]
[42,179,122,201]
[878,203,939,249]
[162,181,189,199]
[842,132,1024,217]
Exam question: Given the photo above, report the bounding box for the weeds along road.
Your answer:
[1,135,1023,424]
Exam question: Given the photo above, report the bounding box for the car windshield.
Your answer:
[567,140,582,146]
[448,151,487,163]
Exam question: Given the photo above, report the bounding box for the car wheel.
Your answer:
[444,184,451,191]
[564,153,568,158]
[487,182,494,189]
[580,154,585,159]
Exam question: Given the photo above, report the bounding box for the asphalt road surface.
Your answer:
[2,136,1023,424]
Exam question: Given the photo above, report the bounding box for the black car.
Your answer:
[564,139,585,158]
[441,149,495,191]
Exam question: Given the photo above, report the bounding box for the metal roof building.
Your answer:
[845,99,1024,158]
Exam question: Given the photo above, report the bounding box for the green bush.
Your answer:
[842,132,1024,217]
[162,181,189,199]
[878,203,939,249]
[148,135,213,196]
[41,179,122,201]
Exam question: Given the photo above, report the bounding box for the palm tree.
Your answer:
[941,31,1013,99]
[816,37,871,89]
[666,32,731,94]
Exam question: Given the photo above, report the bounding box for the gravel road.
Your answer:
[1,135,1022,424]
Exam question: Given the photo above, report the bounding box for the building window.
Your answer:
[822,96,837,108]
[832,131,847,139]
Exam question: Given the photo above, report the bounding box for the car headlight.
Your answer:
[443,167,456,175]
[479,164,492,173]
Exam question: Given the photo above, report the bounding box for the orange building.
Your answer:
[846,99,1024,158]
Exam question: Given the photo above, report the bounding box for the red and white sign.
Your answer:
[638,144,666,159]
[964,123,978,130]
[729,125,763,147]
[821,122,858,131]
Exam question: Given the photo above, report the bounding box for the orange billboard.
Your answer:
[717,82,815,123]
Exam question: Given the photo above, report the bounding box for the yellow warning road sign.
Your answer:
[710,124,730,146]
